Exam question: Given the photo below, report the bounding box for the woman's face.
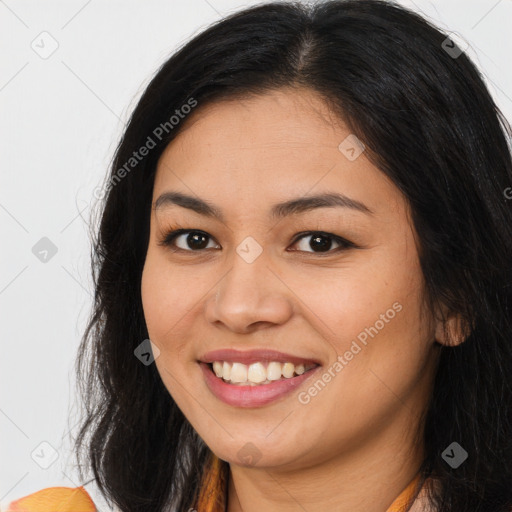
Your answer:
[141,87,440,470]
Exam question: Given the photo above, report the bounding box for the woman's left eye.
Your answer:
[290,231,355,253]
[158,229,355,255]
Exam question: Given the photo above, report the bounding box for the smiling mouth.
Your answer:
[207,360,318,386]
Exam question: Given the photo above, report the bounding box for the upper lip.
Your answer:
[198,348,322,366]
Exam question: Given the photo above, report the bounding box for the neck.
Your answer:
[226,406,426,512]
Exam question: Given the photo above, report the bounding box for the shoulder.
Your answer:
[6,486,96,511]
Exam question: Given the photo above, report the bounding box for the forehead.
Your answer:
[153,87,405,218]
[160,87,347,158]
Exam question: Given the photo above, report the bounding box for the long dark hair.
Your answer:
[74,1,512,510]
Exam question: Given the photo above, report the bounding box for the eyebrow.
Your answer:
[154,191,373,221]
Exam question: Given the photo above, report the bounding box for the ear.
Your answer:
[434,311,470,347]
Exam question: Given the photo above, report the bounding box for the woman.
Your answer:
[8,0,512,511]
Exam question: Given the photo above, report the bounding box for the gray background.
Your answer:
[1,0,511,509]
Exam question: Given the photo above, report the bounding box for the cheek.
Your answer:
[290,243,431,400]
[140,251,187,362]
[141,247,190,333]
[140,249,205,380]
[289,253,424,349]
[305,264,430,413]
[141,257,168,337]
[141,254,195,409]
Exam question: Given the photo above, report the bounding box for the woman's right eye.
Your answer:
[158,229,220,252]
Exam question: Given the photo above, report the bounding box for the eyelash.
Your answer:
[157,228,356,256]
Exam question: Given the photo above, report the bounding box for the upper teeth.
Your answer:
[212,361,314,385]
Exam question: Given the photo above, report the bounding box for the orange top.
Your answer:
[5,455,423,512]
[5,486,96,512]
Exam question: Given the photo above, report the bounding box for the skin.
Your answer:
[140,87,463,512]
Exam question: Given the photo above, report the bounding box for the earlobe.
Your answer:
[434,313,470,347]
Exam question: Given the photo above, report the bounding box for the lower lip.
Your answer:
[199,362,320,408]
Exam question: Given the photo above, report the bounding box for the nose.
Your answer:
[204,253,294,334]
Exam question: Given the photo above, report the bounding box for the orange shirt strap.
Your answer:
[195,451,228,512]
[386,473,423,512]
